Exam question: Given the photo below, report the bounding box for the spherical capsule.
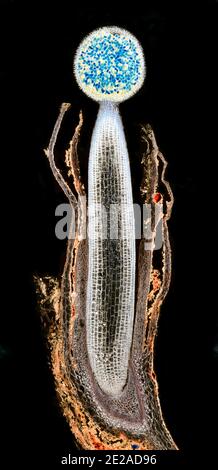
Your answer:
[74,26,145,103]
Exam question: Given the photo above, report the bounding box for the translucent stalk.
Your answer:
[87,102,136,397]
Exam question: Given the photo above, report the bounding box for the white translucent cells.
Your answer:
[87,103,136,396]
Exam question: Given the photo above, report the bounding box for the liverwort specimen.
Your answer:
[35,26,177,450]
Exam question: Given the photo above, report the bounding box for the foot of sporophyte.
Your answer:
[35,103,177,450]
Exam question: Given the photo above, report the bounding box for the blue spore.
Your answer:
[131,444,139,450]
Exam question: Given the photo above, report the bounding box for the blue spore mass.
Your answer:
[77,31,141,96]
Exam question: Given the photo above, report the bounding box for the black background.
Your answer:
[0,0,217,467]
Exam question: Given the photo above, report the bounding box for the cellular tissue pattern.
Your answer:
[35,26,178,450]
[87,102,136,396]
